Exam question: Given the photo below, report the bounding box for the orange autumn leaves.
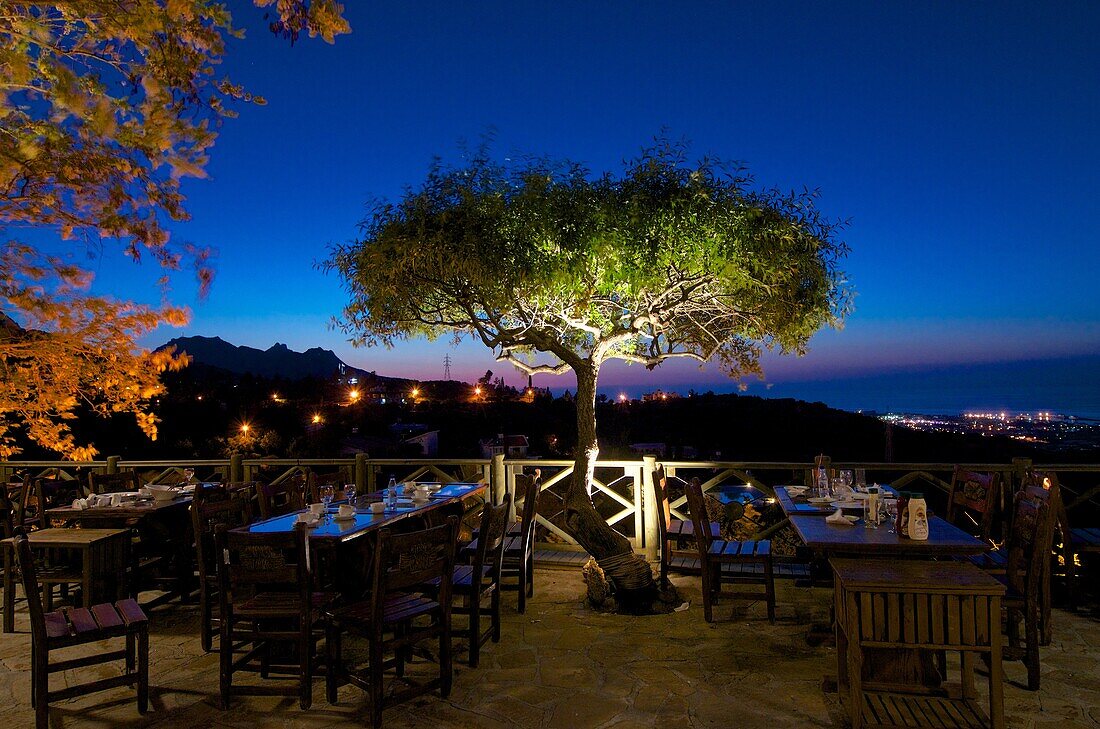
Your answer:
[0,2,348,458]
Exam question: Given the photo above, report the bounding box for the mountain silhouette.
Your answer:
[160,336,354,379]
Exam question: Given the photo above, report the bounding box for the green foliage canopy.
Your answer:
[331,141,852,382]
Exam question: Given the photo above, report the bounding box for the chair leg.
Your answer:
[30,642,37,708]
[526,552,534,597]
[701,561,715,623]
[299,623,312,710]
[34,644,48,729]
[491,587,502,642]
[764,556,776,624]
[517,562,527,614]
[126,632,136,682]
[219,620,233,710]
[199,586,212,653]
[1026,605,1041,691]
[369,636,384,729]
[325,624,340,705]
[137,626,149,713]
[469,599,481,668]
[439,613,453,699]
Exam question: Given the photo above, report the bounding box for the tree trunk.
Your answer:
[563,363,657,611]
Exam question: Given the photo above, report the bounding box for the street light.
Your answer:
[349,388,360,402]
[411,387,419,398]
[311,414,322,425]
[239,423,251,434]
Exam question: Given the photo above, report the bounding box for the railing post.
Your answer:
[504,462,518,521]
[366,459,377,494]
[642,456,658,561]
[105,455,119,474]
[355,452,368,492]
[491,454,506,506]
[229,454,243,483]
[1012,457,1033,490]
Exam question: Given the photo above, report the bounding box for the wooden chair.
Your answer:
[1030,471,1099,611]
[34,477,86,528]
[214,523,338,710]
[653,465,720,582]
[88,471,141,495]
[324,517,458,729]
[192,485,254,652]
[12,531,149,729]
[256,477,306,519]
[685,478,775,623]
[945,467,1001,544]
[1000,487,1056,690]
[450,495,510,667]
[500,473,541,613]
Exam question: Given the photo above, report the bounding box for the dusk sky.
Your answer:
[89,2,1100,405]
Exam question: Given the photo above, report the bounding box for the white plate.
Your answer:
[807,497,833,505]
[833,500,863,509]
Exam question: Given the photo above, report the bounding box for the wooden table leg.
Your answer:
[3,544,14,633]
[989,598,1005,729]
[82,544,93,608]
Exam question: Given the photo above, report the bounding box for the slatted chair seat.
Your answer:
[708,539,770,559]
[652,466,721,583]
[236,590,339,617]
[13,533,149,729]
[685,478,776,623]
[329,591,441,627]
[668,518,721,540]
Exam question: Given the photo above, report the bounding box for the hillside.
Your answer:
[160,336,356,380]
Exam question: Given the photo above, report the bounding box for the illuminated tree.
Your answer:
[0,1,349,458]
[329,140,852,606]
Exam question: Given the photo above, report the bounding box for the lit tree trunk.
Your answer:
[563,361,657,610]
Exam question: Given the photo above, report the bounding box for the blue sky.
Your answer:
[85,1,1099,398]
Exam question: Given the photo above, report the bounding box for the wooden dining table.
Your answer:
[45,493,196,602]
[2,528,130,632]
[776,486,988,558]
[776,486,997,713]
[238,482,487,594]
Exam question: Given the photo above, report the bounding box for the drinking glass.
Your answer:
[183,467,196,484]
[854,468,866,489]
[320,484,335,517]
[343,483,357,508]
[883,498,898,533]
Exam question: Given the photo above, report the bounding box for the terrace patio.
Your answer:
[0,566,1098,728]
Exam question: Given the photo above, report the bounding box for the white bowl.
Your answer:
[147,484,180,502]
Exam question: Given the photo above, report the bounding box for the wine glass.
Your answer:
[343,482,357,508]
[320,484,335,517]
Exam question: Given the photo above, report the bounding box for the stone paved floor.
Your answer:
[2,567,1099,728]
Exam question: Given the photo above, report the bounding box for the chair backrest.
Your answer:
[306,469,353,502]
[257,477,306,519]
[216,523,311,619]
[88,470,141,495]
[945,467,1000,542]
[1005,488,1056,600]
[0,485,16,539]
[10,531,48,646]
[684,478,715,557]
[192,489,253,581]
[516,471,541,543]
[652,466,671,545]
[35,477,86,526]
[471,495,512,589]
[371,517,458,626]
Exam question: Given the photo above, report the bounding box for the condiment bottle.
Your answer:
[896,491,910,536]
[865,486,879,529]
[386,475,398,510]
[908,491,929,540]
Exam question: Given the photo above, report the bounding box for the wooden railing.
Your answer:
[4,455,1099,561]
